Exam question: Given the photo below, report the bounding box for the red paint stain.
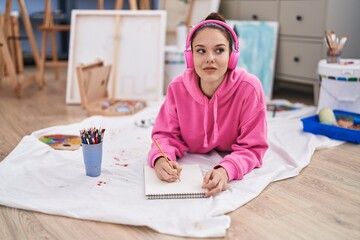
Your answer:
[115,163,128,167]
[97,181,108,186]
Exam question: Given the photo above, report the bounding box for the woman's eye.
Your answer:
[216,48,225,54]
[196,49,205,54]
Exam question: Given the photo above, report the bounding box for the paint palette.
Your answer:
[39,134,82,150]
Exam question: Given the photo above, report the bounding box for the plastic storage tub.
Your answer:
[301,110,360,144]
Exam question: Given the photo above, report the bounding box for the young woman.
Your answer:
[148,13,268,197]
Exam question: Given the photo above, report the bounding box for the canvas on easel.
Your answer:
[66,10,167,104]
[76,60,146,116]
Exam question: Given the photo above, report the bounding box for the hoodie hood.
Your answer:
[182,68,248,147]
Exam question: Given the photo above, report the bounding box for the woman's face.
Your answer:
[192,27,230,90]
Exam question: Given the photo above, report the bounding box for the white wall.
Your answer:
[326,0,360,58]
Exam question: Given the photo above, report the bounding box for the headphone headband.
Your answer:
[185,20,239,51]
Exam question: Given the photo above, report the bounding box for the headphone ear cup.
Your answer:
[184,49,194,68]
[228,51,239,70]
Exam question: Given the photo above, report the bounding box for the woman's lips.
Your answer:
[203,67,217,72]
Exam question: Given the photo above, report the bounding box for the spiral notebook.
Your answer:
[144,164,207,200]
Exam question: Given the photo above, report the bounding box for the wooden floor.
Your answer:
[0,68,359,240]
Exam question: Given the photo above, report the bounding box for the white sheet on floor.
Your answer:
[0,102,342,238]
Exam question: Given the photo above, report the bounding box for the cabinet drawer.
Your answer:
[239,1,278,21]
[276,40,322,79]
[279,0,326,37]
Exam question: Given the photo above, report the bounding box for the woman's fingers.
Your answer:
[154,158,180,182]
[163,166,179,181]
[202,168,228,197]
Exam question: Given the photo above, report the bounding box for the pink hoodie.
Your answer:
[148,67,268,181]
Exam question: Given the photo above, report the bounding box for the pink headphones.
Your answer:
[184,20,239,70]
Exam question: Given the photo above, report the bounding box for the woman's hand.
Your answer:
[202,167,229,197]
[154,157,182,182]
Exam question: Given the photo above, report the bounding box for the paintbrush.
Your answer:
[337,35,348,51]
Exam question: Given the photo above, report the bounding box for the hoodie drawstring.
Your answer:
[213,95,219,143]
[203,100,209,148]
[203,95,219,148]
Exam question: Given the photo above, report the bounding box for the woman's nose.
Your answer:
[206,54,215,63]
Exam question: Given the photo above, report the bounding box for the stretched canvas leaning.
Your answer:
[66,10,167,104]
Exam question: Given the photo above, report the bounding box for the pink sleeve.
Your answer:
[147,89,189,168]
[216,92,268,181]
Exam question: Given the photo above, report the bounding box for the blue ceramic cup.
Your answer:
[82,142,103,177]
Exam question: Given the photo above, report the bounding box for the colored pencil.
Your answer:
[80,127,105,144]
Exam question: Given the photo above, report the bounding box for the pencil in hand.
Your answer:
[153,138,173,168]
[153,138,181,181]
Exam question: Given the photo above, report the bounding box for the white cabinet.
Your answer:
[239,1,278,21]
[278,0,326,37]
[220,0,360,104]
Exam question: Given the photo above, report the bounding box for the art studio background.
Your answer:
[1,0,360,239]
[1,0,359,104]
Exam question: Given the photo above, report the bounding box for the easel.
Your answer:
[37,0,149,88]
[102,0,138,10]
[106,0,151,10]
[37,0,70,88]
[0,13,23,74]
[0,0,40,97]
